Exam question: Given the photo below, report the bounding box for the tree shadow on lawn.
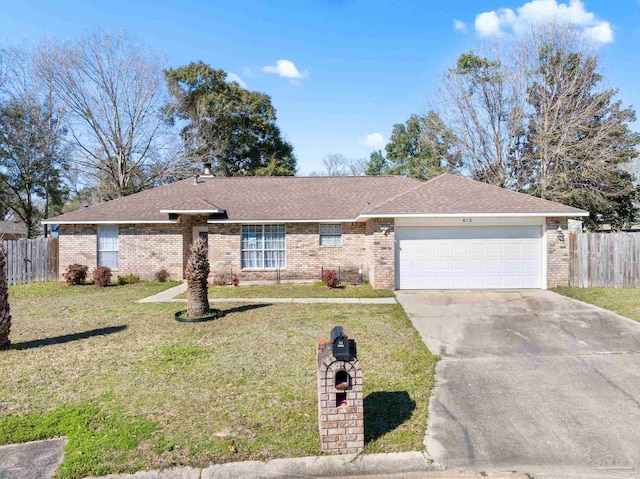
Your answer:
[221,304,271,315]
[364,391,416,444]
[11,325,128,351]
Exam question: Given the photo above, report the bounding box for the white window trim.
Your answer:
[319,223,343,247]
[240,224,286,270]
[97,225,119,270]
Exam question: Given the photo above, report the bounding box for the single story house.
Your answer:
[0,221,27,240]
[43,173,588,290]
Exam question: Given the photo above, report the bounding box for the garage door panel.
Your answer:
[397,226,542,290]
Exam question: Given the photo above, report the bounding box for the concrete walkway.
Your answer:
[0,438,66,479]
[136,282,187,303]
[136,283,396,304]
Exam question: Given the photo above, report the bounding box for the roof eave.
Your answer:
[41,219,179,225]
[207,218,357,224]
[357,211,590,219]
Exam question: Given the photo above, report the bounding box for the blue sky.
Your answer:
[1,0,638,174]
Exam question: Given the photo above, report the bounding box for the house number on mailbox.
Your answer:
[462,218,472,223]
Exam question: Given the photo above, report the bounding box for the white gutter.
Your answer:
[207,218,356,224]
[45,211,589,225]
[356,212,590,219]
[41,220,179,225]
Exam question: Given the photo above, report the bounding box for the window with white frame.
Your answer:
[98,225,119,270]
[241,224,285,269]
[319,224,342,246]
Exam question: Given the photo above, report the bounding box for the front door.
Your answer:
[192,226,209,248]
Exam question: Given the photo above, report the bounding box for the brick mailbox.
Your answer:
[317,326,364,454]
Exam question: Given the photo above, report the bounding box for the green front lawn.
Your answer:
[176,282,395,299]
[1,281,436,478]
[554,287,640,322]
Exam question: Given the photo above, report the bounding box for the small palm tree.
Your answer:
[185,238,210,318]
[0,245,11,350]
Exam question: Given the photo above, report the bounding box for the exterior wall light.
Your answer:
[557,225,565,241]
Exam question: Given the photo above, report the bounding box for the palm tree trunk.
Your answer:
[0,247,11,350]
[187,278,209,317]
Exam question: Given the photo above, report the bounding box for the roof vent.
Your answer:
[194,174,201,185]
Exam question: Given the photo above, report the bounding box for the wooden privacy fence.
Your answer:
[1,237,59,285]
[569,233,640,288]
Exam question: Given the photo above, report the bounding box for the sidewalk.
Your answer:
[136,283,396,304]
[136,282,187,303]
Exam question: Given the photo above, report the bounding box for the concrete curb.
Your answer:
[202,451,437,478]
[88,452,439,479]
[86,452,530,478]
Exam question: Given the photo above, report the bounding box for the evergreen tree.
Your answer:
[165,62,296,176]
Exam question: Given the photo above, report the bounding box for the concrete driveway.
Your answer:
[395,289,640,478]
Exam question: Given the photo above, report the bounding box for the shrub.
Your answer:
[322,269,339,288]
[154,268,170,282]
[232,274,239,287]
[211,275,227,286]
[117,273,140,285]
[63,264,88,285]
[93,266,112,287]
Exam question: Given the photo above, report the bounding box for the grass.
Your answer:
[554,287,640,322]
[175,282,395,299]
[1,281,436,478]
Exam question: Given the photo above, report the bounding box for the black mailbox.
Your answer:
[330,326,355,361]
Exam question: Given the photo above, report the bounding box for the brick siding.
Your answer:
[58,216,569,290]
[209,222,367,283]
[59,225,97,277]
[119,224,183,281]
[365,219,395,290]
[59,223,184,281]
[546,217,570,288]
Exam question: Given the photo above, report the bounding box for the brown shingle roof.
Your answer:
[162,197,221,212]
[0,221,27,235]
[44,176,422,223]
[365,174,587,216]
[43,174,587,224]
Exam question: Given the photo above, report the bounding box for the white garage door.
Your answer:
[396,226,543,289]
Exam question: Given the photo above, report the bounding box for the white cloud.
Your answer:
[583,22,613,43]
[473,0,613,44]
[363,133,386,150]
[453,19,468,33]
[262,59,308,80]
[475,11,503,37]
[226,72,247,88]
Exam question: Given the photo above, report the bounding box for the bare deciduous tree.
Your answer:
[522,26,637,203]
[323,153,349,176]
[38,31,175,199]
[434,22,639,227]
[1,44,70,235]
[310,153,368,176]
[436,42,526,188]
